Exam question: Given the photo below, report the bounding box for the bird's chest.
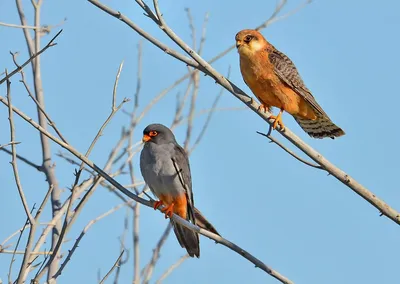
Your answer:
[140,145,182,197]
[240,57,283,108]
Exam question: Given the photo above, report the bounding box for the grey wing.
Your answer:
[268,49,328,117]
[172,145,196,225]
[139,150,155,194]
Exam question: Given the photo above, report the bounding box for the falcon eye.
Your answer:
[244,35,254,43]
[149,130,158,137]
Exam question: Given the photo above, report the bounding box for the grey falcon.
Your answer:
[140,123,219,257]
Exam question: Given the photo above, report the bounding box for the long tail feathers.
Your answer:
[171,220,200,258]
[194,207,220,236]
[294,114,345,139]
[171,207,219,258]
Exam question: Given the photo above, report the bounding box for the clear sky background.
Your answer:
[1,0,400,283]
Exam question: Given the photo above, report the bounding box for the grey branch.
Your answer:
[256,129,323,170]
[100,250,125,284]
[155,254,189,284]
[0,29,62,85]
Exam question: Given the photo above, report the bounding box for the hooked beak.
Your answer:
[236,40,242,49]
[142,134,151,143]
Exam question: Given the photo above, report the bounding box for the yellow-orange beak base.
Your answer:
[142,134,151,142]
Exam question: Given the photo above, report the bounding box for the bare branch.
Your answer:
[0,17,66,33]
[113,210,129,284]
[197,12,209,55]
[189,67,230,154]
[10,51,69,144]
[51,202,131,280]
[155,254,189,284]
[185,8,196,51]
[0,141,20,149]
[133,41,143,116]
[141,224,172,284]
[0,21,43,30]
[8,214,30,284]
[35,184,54,221]
[0,30,62,85]
[100,250,125,284]
[256,130,323,170]
[132,204,140,283]
[80,61,129,171]
[6,73,35,225]
[34,170,83,281]
[1,250,52,255]
[171,80,193,129]
[0,147,43,171]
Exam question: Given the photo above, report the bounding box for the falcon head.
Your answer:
[235,29,267,56]
[142,123,176,145]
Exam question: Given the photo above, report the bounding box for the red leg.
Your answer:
[161,203,175,219]
[153,200,163,210]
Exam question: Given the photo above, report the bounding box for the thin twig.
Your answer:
[0,21,42,30]
[0,147,43,172]
[256,130,323,169]
[0,30,62,85]
[6,73,35,225]
[8,214,30,284]
[0,17,66,33]
[185,8,196,51]
[171,80,192,129]
[0,141,20,149]
[189,67,230,154]
[52,202,131,280]
[27,177,95,268]
[132,203,140,284]
[133,41,143,117]
[141,224,172,284]
[197,12,209,55]
[34,170,83,281]
[155,254,189,284]
[1,250,52,255]
[10,51,69,144]
[99,250,125,284]
[79,61,129,171]
[113,210,129,284]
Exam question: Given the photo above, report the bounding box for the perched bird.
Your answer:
[235,29,345,139]
[140,123,218,257]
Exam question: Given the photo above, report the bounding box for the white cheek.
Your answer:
[251,41,264,52]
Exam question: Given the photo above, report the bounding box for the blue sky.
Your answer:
[1,0,400,283]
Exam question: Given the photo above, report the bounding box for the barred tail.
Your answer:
[294,114,345,139]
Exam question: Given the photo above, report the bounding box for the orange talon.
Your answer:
[153,200,163,210]
[269,109,285,131]
[161,203,175,219]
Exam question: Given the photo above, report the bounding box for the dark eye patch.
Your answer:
[244,35,254,43]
